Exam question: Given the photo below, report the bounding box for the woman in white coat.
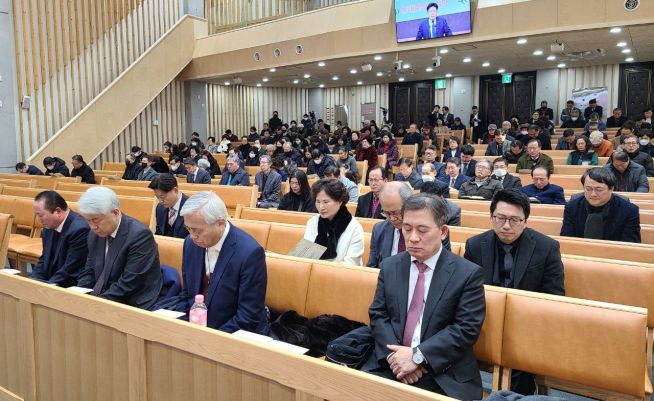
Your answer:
[303,178,364,265]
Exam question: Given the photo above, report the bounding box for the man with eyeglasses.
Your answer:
[458,159,504,200]
[560,168,641,243]
[621,134,654,177]
[356,166,386,219]
[464,188,564,395]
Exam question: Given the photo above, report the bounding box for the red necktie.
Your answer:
[370,195,379,217]
[397,230,406,253]
[403,261,428,346]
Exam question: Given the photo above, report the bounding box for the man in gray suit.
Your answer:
[77,187,162,310]
[255,155,281,208]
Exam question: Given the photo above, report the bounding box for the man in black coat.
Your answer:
[149,174,189,239]
[15,162,44,175]
[70,155,96,184]
[583,99,603,121]
[43,156,70,177]
[401,123,424,157]
[491,158,521,189]
[464,189,564,395]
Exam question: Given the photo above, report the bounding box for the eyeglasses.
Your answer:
[491,215,525,227]
[381,210,402,220]
[475,165,490,171]
[584,186,608,194]
[623,141,638,146]
[368,178,384,183]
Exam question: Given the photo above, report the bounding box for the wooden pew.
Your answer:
[0,173,81,189]
[102,161,126,171]
[0,178,36,188]
[0,213,14,267]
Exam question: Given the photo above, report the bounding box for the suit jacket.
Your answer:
[155,194,189,239]
[365,251,485,401]
[442,149,461,164]
[439,174,469,190]
[561,194,641,243]
[394,169,424,190]
[219,168,250,186]
[461,160,477,178]
[442,113,455,128]
[416,17,452,40]
[78,214,162,309]
[187,168,212,184]
[255,169,282,206]
[583,105,603,120]
[521,183,566,205]
[176,224,269,334]
[463,228,564,295]
[355,191,384,219]
[31,210,90,287]
[495,174,522,189]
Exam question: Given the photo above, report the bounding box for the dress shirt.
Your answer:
[54,211,70,233]
[204,222,231,276]
[408,247,443,348]
[169,194,183,225]
[392,228,401,255]
[105,215,122,256]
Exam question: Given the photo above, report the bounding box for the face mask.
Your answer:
[141,162,148,169]
[249,152,256,158]
[191,142,198,146]
[640,139,650,146]
[171,164,178,171]
[494,168,507,178]
[421,175,435,182]
[521,130,528,135]
[314,158,322,165]
[47,165,54,171]
[571,117,578,121]
[125,160,131,166]
[295,140,301,144]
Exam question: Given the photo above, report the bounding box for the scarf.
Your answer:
[583,199,611,240]
[570,151,594,165]
[315,204,352,260]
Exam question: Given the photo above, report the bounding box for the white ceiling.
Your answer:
[206,24,654,88]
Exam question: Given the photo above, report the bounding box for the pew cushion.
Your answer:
[265,257,312,314]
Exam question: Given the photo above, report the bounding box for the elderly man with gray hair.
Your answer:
[458,158,504,200]
[255,154,282,208]
[219,156,250,186]
[172,191,269,334]
[77,187,162,310]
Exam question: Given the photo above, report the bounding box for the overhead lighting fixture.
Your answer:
[462,57,471,63]
[350,68,357,74]
[445,73,452,78]
[357,81,363,85]
[376,72,383,77]
[546,55,556,61]
[557,63,566,68]
[318,61,326,67]
[398,77,405,82]
[402,63,411,69]
[332,76,339,81]
[425,67,433,72]
[373,55,382,61]
[262,77,269,82]
[482,62,490,67]
[224,81,230,85]
[292,79,299,84]
[256,83,262,87]
[303,73,311,78]
[617,41,627,47]
[269,68,276,72]
[622,48,631,54]
[319,84,325,88]
[610,27,622,34]
[439,49,449,54]
[533,50,543,56]
[625,57,634,62]
[516,38,527,45]
[497,68,505,73]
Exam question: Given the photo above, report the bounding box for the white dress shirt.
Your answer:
[408,247,443,348]
[391,228,401,255]
[105,215,122,256]
[205,222,231,275]
[169,194,183,225]
[55,210,70,233]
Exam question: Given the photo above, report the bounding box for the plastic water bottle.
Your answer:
[189,294,207,326]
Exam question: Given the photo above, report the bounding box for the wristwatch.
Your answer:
[412,347,425,365]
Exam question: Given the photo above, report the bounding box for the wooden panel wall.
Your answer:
[12,0,182,162]
[556,64,620,116]
[207,84,309,137]
[95,80,186,167]
[205,0,309,34]
[321,84,389,130]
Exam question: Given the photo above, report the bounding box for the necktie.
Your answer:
[403,261,429,346]
[226,174,232,185]
[430,21,434,38]
[450,177,455,188]
[397,230,406,253]
[502,244,514,287]
[93,236,113,295]
[168,207,176,226]
[370,195,379,217]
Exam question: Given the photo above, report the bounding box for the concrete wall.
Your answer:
[536,69,560,123]
[0,0,19,172]
[185,81,208,141]
[308,88,324,120]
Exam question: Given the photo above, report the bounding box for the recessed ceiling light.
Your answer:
[462,57,471,63]
[332,76,339,81]
[292,79,299,84]
[402,63,411,69]
[357,81,363,85]
[398,77,405,82]
[376,72,383,77]
[625,57,634,62]
[373,55,382,61]
[617,41,627,47]
[557,63,566,68]
[482,62,490,67]
[622,48,631,54]
[546,55,556,61]
[350,68,357,74]
[269,68,276,72]
[318,61,326,67]
[425,67,433,72]
[256,83,261,87]
[610,27,622,34]
[262,77,269,82]
[516,38,527,45]
[319,84,325,88]
[224,81,230,85]
[303,73,310,78]
[445,73,452,78]
[439,49,449,54]
[533,50,543,56]
[497,68,505,73]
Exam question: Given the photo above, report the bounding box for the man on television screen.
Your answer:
[416,3,452,40]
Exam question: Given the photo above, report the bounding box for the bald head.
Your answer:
[379,181,412,229]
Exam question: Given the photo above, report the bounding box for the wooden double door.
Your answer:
[480,71,537,126]
[389,80,435,128]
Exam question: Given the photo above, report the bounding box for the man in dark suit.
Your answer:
[148,174,189,239]
[561,168,641,243]
[537,100,554,121]
[415,2,452,40]
[469,106,483,143]
[419,145,446,179]
[255,155,282,208]
[606,107,627,128]
[356,166,386,219]
[583,99,603,121]
[394,158,424,190]
[402,123,424,157]
[176,192,269,334]
[77,187,162,309]
[439,157,470,190]
[463,189,564,395]
[441,107,454,128]
[491,157,522,189]
[185,157,212,184]
[219,156,250,186]
[364,194,485,401]
[459,145,477,178]
[31,191,89,287]
[70,155,96,184]
[168,155,187,176]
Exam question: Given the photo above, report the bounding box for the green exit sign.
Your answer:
[501,73,513,84]
[435,79,447,89]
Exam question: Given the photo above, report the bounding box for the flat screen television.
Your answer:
[395,0,472,43]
